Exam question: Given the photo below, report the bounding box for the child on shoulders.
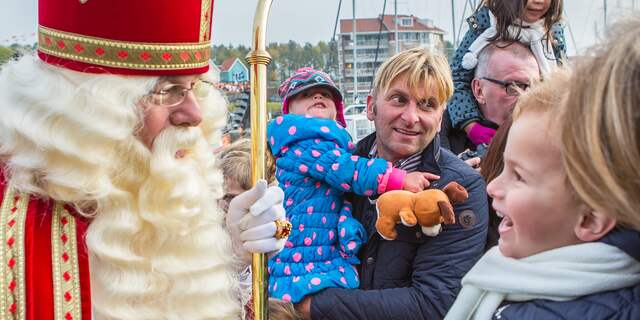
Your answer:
[446,18,640,319]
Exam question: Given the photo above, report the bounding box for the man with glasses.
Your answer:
[0,1,286,318]
[441,42,540,160]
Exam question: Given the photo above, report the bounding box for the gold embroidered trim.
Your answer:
[200,0,213,42]
[51,203,82,320]
[38,26,211,70]
[0,186,28,320]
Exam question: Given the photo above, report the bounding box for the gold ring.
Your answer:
[274,219,292,239]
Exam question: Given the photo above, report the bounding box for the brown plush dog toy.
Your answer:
[375,181,468,240]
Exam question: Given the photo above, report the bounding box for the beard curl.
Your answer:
[88,127,240,320]
[87,127,240,319]
[139,126,209,233]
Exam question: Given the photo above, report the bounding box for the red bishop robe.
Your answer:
[0,172,92,320]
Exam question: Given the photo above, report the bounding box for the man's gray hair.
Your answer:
[474,42,537,79]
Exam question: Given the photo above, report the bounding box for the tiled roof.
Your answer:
[340,18,386,33]
[340,15,445,34]
[220,57,238,72]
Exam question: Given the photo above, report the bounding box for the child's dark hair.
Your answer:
[481,0,563,44]
[481,117,511,251]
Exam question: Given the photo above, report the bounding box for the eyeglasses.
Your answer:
[144,79,214,106]
[481,77,530,96]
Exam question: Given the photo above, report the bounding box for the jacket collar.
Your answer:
[601,227,640,263]
[357,132,442,175]
[417,134,442,176]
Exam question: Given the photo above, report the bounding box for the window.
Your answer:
[400,18,413,27]
[344,104,367,116]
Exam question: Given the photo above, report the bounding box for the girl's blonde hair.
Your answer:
[512,68,570,122]
[218,138,276,189]
[269,298,303,320]
[561,17,640,231]
[512,69,584,207]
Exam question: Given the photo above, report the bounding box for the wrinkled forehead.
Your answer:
[489,50,540,80]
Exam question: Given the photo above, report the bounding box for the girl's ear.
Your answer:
[574,210,617,242]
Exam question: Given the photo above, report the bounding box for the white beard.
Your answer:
[0,57,237,319]
[86,127,241,320]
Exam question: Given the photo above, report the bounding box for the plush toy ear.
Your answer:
[437,201,456,224]
[443,182,468,204]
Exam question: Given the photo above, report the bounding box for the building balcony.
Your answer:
[342,82,373,92]
[342,40,389,49]
[343,53,389,63]
[344,68,375,77]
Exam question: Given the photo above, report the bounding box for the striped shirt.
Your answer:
[368,141,423,173]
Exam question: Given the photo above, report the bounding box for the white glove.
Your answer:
[226,179,287,264]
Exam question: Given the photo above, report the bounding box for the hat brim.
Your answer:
[286,83,343,102]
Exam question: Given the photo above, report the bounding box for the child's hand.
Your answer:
[337,202,366,263]
[403,172,440,193]
[466,122,496,145]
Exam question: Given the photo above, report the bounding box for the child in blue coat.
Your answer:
[449,0,566,146]
[267,68,437,303]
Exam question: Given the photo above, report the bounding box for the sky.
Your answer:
[2,1,639,56]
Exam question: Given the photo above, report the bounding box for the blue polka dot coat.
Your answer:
[267,114,394,303]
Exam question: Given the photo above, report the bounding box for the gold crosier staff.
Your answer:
[246,0,273,319]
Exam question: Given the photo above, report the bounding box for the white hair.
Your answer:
[0,56,240,319]
[474,42,537,79]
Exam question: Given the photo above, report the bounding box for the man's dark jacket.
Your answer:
[310,133,489,319]
[440,109,498,156]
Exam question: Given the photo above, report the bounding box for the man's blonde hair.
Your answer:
[371,48,453,105]
[561,17,640,231]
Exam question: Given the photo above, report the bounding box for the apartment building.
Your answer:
[338,15,445,103]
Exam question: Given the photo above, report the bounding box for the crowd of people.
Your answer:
[216,82,250,94]
[0,0,639,319]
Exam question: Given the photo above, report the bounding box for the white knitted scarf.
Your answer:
[461,11,556,75]
[445,243,640,320]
